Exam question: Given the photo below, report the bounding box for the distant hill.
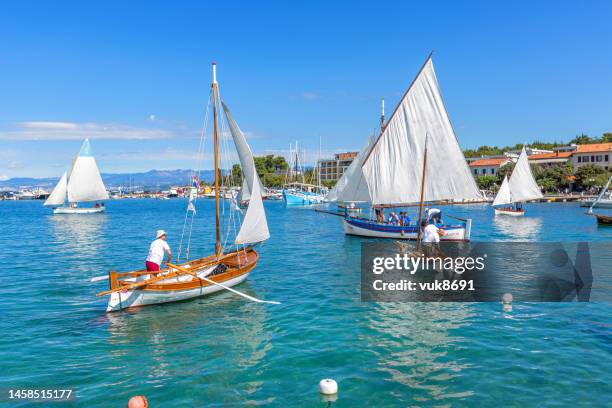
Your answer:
[0,169,217,191]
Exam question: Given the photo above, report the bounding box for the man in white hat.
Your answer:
[145,230,172,272]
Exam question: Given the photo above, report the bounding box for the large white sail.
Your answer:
[44,171,68,206]
[222,102,264,201]
[235,159,270,244]
[508,146,543,203]
[492,175,512,207]
[361,57,482,206]
[67,139,109,203]
[327,133,376,203]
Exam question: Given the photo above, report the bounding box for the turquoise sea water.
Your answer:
[1,200,611,407]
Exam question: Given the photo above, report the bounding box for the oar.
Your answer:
[167,262,280,305]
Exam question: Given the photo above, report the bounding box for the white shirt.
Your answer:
[146,238,170,265]
[426,208,441,220]
[422,224,440,243]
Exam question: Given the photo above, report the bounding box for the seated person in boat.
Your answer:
[375,208,385,223]
[401,211,411,226]
[145,229,172,272]
[388,211,400,225]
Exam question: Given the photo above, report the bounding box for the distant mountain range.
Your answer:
[0,169,217,191]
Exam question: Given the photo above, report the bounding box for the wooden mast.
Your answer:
[416,134,428,243]
[212,62,221,257]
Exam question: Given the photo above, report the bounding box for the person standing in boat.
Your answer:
[425,207,443,226]
[146,230,172,272]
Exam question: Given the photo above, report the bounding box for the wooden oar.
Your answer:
[167,262,280,305]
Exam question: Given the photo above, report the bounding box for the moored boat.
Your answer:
[97,63,273,311]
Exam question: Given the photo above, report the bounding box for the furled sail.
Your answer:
[507,146,543,203]
[222,102,264,202]
[44,171,68,206]
[67,139,109,203]
[235,157,270,244]
[361,57,482,206]
[327,133,376,203]
[492,175,512,207]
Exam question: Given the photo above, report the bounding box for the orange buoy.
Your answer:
[127,395,148,408]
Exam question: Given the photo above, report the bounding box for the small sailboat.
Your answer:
[581,175,612,209]
[96,63,273,312]
[333,55,482,241]
[586,175,612,225]
[282,141,327,205]
[44,139,109,214]
[492,146,543,216]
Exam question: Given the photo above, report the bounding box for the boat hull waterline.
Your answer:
[282,190,324,206]
[494,208,525,216]
[53,206,106,214]
[342,218,472,241]
[105,250,258,312]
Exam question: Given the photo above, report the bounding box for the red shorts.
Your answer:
[145,261,161,271]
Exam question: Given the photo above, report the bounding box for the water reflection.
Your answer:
[362,303,475,402]
[49,213,108,258]
[493,214,543,240]
[103,291,272,398]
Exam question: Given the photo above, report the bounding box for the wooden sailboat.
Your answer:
[492,146,543,216]
[44,139,109,214]
[97,63,273,312]
[333,55,483,241]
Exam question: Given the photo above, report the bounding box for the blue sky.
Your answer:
[1,0,611,178]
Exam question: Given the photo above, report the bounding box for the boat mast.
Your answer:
[212,62,221,257]
[416,135,429,243]
[380,98,385,132]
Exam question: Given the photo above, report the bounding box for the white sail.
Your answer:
[235,158,270,244]
[222,102,264,202]
[67,139,109,203]
[508,146,543,203]
[44,171,68,206]
[492,175,512,207]
[327,133,376,203]
[361,57,482,206]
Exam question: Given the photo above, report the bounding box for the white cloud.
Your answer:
[148,114,156,121]
[301,92,319,101]
[0,175,8,181]
[8,160,23,170]
[0,121,175,140]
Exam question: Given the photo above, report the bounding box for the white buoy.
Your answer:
[502,293,513,312]
[319,379,338,395]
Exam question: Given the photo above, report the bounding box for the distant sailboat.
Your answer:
[337,55,483,241]
[44,139,109,214]
[492,146,543,216]
[282,141,327,205]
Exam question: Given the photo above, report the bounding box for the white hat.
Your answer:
[156,229,167,239]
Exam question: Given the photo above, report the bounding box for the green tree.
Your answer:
[601,133,612,143]
[232,164,242,180]
[569,133,593,145]
[574,164,607,189]
[475,175,497,190]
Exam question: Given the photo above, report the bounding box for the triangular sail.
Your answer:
[67,139,109,203]
[361,57,482,206]
[222,102,264,201]
[235,170,270,244]
[492,175,512,207]
[44,171,68,206]
[508,147,543,203]
[327,133,376,203]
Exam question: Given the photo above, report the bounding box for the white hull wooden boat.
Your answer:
[97,63,272,312]
[105,250,257,312]
[494,207,524,216]
[54,206,105,214]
